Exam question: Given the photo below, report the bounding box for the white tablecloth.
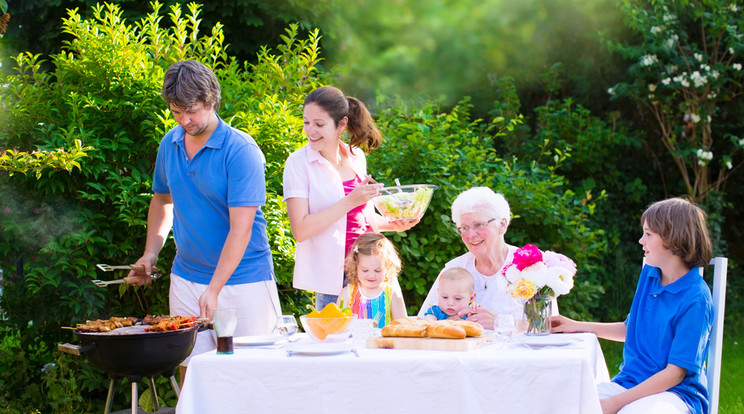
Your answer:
[177,332,610,414]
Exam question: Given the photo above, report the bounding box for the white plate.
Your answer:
[515,334,578,347]
[234,334,285,346]
[288,341,353,356]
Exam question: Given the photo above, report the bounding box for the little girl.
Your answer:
[337,232,407,328]
[552,197,714,414]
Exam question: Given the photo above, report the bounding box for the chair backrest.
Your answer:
[705,257,728,414]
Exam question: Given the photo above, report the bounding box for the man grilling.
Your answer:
[129,60,281,382]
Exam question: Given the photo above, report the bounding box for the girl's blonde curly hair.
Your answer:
[344,233,402,285]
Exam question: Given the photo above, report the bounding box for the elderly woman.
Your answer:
[417,187,522,329]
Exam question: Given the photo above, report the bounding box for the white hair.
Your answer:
[450,187,511,227]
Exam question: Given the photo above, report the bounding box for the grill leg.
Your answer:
[147,377,161,411]
[169,375,181,399]
[103,378,116,414]
[131,381,138,414]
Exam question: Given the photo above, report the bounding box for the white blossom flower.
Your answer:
[734,63,742,71]
[731,4,739,12]
[607,86,616,96]
[707,115,712,123]
[730,47,736,56]
[726,160,733,170]
[708,91,717,99]
[662,78,672,85]
[665,34,679,49]
[694,53,704,62]
[673,75,690,88]
[696,148,713,161]
[687,113,702,124]
[690,71,707,87]
[640,55,658,67]
[648,84,657,92]
[663,13,675,22]
[709,69,720,79]
[701,64,710,72]
[650,26,663,35]
[738,138,744,147]
[667,64,678,73]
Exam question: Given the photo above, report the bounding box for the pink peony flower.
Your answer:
[543,251,577,275]
[512,244,543,270]
[506,244,577,301]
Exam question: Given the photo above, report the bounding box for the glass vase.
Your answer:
[524,294,552,336]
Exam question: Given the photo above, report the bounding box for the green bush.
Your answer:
[371,96,607,319]
[0,2,327,410]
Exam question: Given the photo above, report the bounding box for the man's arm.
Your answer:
[198,205,256,319]
[129,193,173,281]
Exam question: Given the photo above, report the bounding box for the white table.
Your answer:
[177,333,610,414]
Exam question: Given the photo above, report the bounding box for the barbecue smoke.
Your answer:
[0,183,78,253]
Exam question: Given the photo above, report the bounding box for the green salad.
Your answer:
[373,185,435,221]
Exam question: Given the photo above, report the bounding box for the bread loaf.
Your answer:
[381,324,428,338]
[426,322,467,339]
[453,320,484,337]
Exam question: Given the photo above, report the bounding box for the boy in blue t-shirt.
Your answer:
[551,198,714,414]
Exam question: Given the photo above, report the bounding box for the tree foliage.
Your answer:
[606,0,744,203]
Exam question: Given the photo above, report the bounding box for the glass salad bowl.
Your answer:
[372,184,437,222]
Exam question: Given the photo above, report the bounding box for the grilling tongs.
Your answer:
[93,264,163,287]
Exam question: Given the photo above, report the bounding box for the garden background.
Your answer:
[0,0,742,412]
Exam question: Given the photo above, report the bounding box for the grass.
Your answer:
[599,332,744,414]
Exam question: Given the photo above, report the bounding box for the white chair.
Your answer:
[641,257,728,413]
[705,257,728,414]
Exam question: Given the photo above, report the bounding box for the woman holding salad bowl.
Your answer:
[283,86,419,310]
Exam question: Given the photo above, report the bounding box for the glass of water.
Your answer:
[276,315,298,338]
[495,314,517,341]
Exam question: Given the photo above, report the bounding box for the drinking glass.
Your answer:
[213,308,238,354]
[275,315,298,338]
[495,314,517,341]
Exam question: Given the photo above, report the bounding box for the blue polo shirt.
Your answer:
[614,265,712,414]
[152,115,273,285]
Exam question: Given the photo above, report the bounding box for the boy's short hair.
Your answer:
[438,267,475,292]
[641,197,713,268]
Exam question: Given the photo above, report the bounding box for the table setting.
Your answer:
[176,311,610,414]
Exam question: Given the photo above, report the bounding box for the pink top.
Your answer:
[283,142,379,295]
[343,176,369,256]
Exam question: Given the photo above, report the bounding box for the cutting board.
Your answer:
[366,333,494,351]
